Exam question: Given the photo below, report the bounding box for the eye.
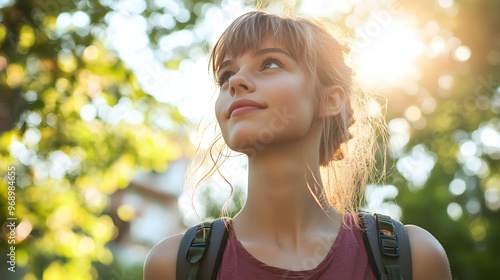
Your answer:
[218,71,233,86]
[264,62,279,69]
[262,57,282,70]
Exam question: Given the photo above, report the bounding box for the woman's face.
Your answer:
[214,38,318,155]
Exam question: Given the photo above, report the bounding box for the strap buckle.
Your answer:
[378,229,400,257]
[375,214,400,258]
[185,223,212,264]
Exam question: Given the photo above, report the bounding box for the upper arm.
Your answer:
[143,233,184,280]
[405,225,452,280]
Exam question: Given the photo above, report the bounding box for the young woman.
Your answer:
[144,10,452,280]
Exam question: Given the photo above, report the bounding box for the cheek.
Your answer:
[214,94,227,123]
[268,77,315,123]
[256,89,315,144]
[215,93,233,146]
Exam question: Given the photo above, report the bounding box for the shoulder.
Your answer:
[405,225,452,280]
[143,233,184,280]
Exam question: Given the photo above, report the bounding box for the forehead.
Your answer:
[221,36,288,61]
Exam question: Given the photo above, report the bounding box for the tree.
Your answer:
[0,0,214,278]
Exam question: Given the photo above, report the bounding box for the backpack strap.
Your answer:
[176,217,231,280]
[360,212,412,280]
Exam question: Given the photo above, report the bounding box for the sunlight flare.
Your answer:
[353,17,424,89]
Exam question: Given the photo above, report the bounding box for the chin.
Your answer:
[224,129,263,154]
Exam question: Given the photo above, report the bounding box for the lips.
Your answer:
[228,99,266,118]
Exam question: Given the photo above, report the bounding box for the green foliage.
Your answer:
[0,0,209,279]
[381,1,500,279]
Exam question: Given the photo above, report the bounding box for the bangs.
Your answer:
[210,12,311,82]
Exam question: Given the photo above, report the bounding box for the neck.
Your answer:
[232,139,340,250]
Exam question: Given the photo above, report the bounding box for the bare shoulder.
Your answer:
[143,233,184,280]
[405,225,452,280]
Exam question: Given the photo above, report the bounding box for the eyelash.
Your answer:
[217,56,283,86]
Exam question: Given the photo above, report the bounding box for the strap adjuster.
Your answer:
[379,233,400,257]
[185,223,212,264]
[375,214,400,257]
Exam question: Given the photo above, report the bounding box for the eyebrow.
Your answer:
[218,48,293,73]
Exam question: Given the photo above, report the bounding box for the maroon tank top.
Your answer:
[216,213,376,279]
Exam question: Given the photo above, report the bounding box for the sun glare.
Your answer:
[352,17,424,89]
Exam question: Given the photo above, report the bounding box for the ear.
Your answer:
[319,85,345,118]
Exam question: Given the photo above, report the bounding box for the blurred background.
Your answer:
[0,0,499,279]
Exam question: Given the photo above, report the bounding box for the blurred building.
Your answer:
[107,156,190,266]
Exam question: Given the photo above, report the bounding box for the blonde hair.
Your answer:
[185,10,388,226]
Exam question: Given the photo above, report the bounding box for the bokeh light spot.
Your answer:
[453,45,471,62]
[421,96,437,114]
[466,198,481,215]
[449,178,466,196]
[6,63,24,87]
[447,202,462,221]
[470,219,487,241]
[83,45,99,60]
[15,219,33,243]
[56,13,72,30]
[388,118,410,156]
[404,106,422,122]
[117,205,135,222]
[438,75,454,90]
[460,140,477,157]
[438,0,454,9]
[79,236,95,254]
[80,104,97,121]
[72,11,90,28]
[485,188,500,211]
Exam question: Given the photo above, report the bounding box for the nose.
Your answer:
[229,72,255,97]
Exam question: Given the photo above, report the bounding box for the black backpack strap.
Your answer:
[360,213,412,280]
[176,217,231,280]
[360,213,382,279]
